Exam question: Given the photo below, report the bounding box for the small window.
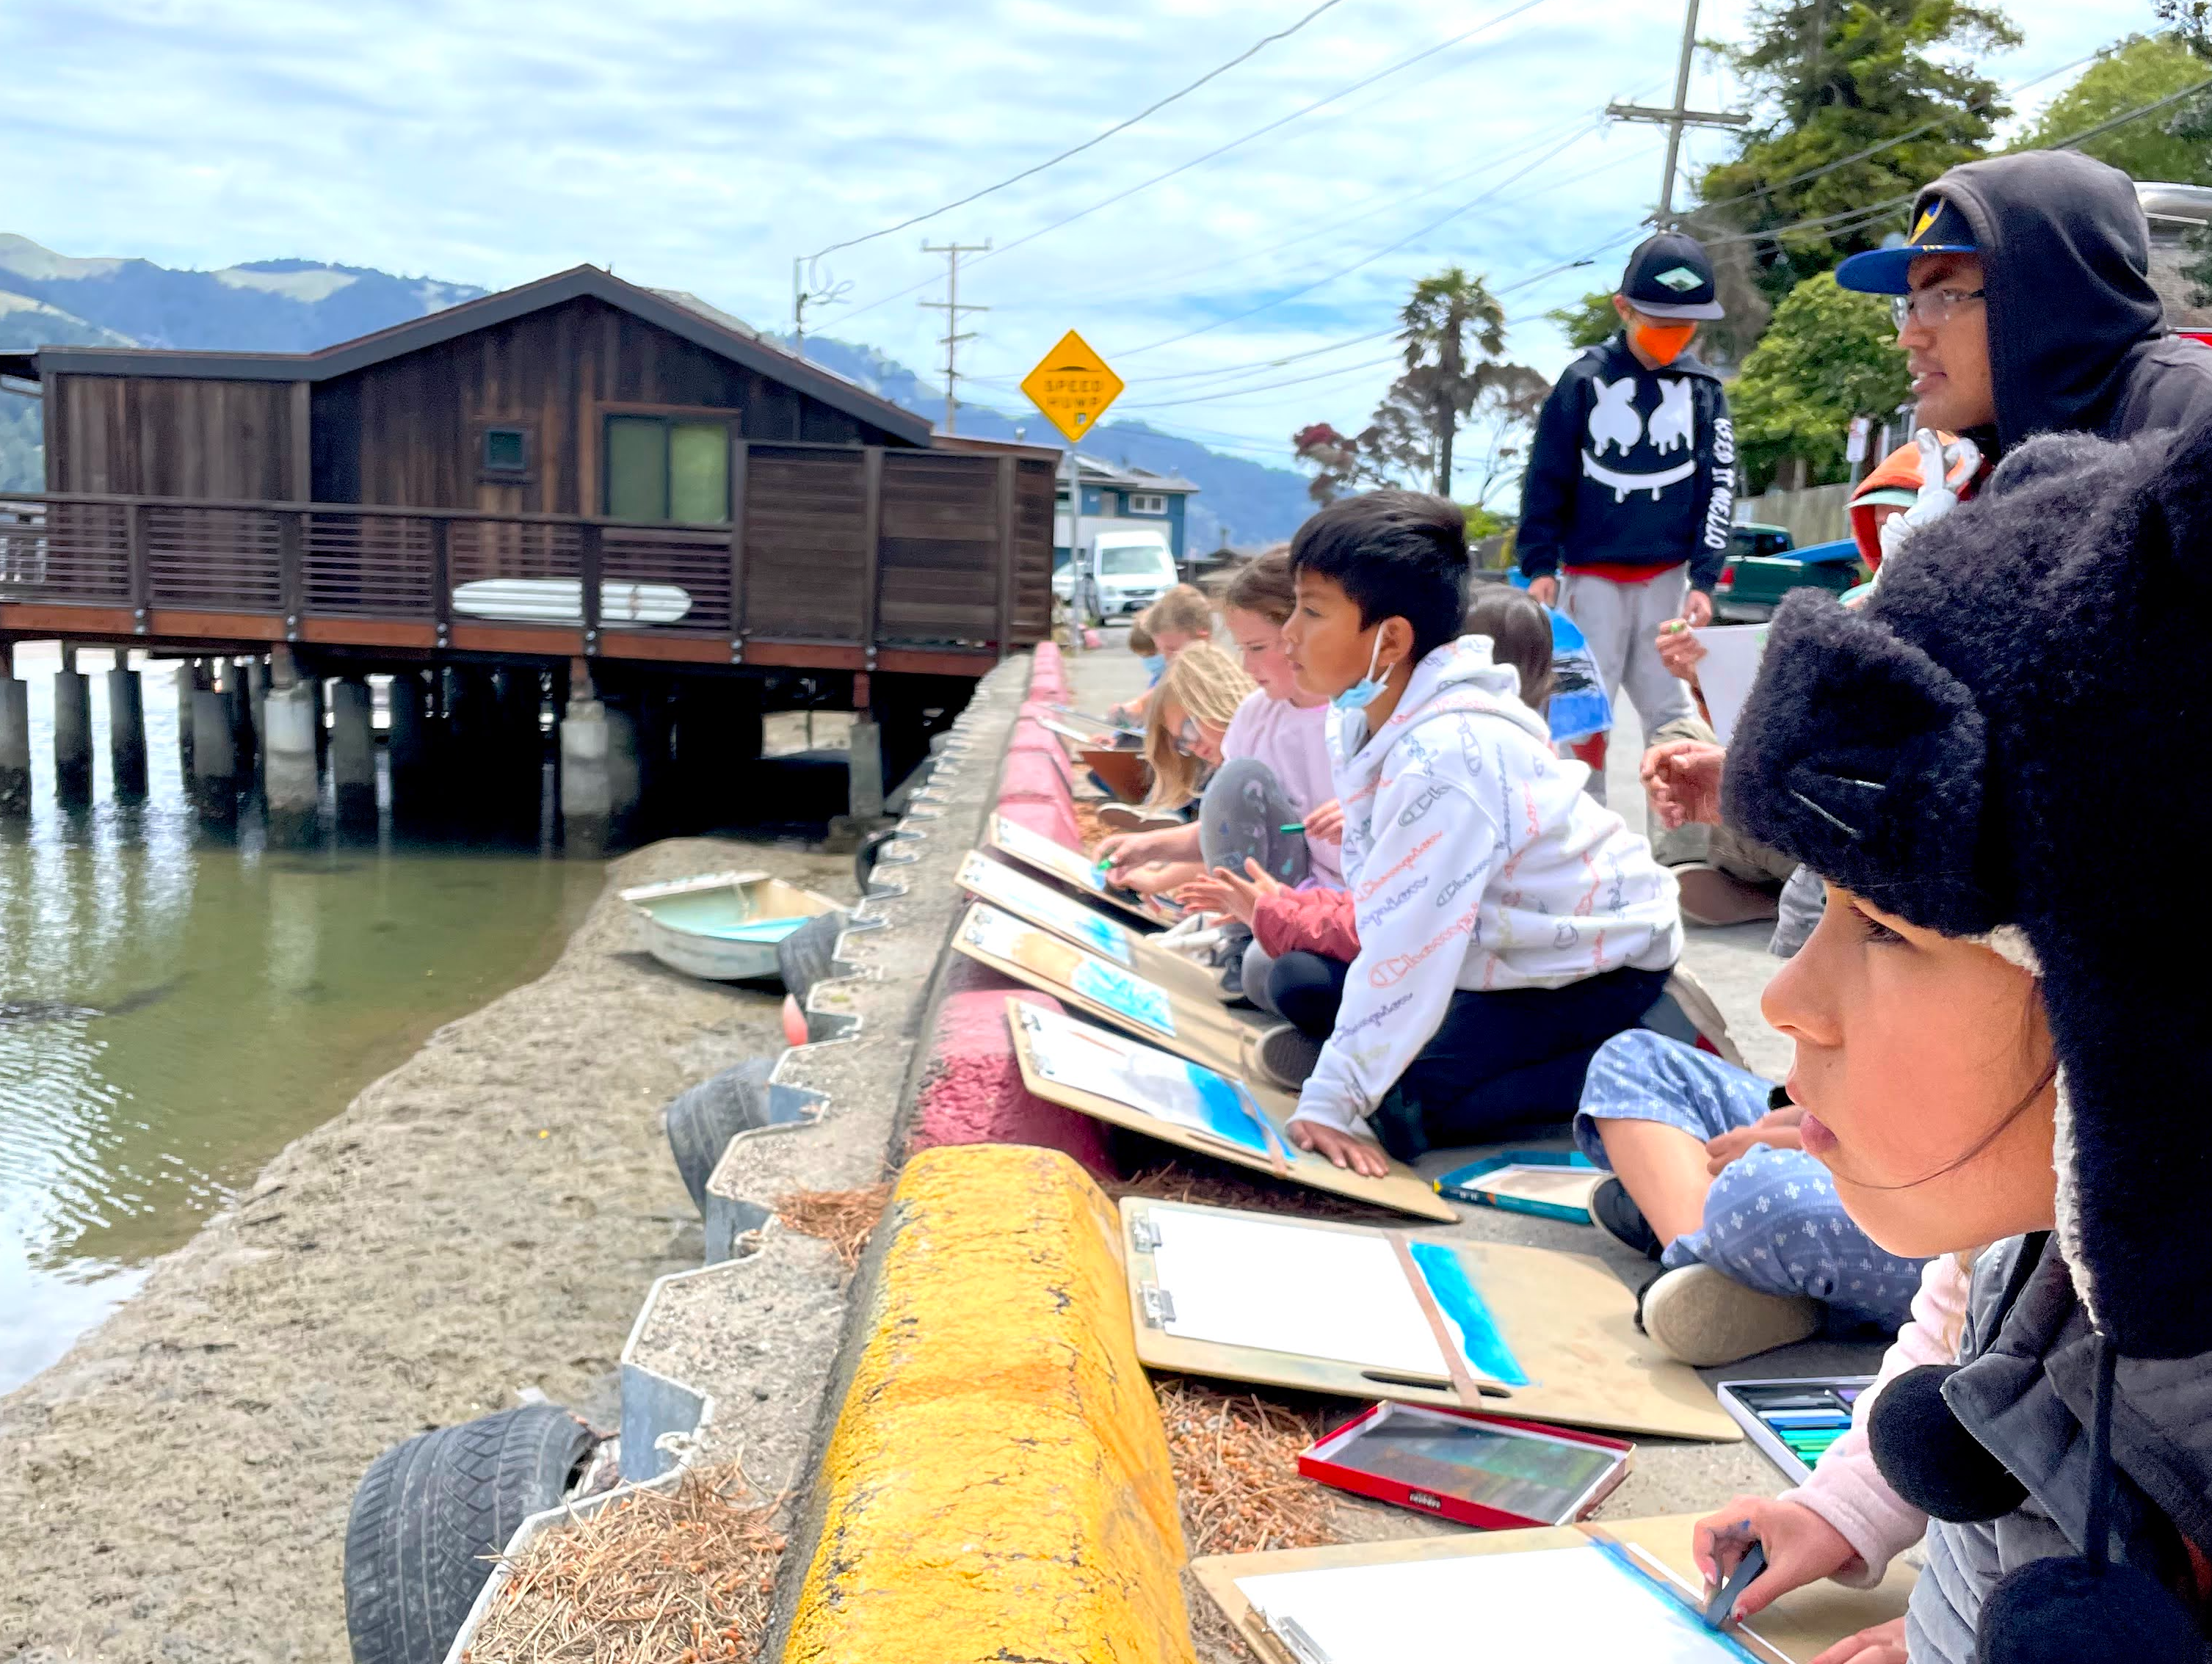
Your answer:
[483,427,529,473]
[605,415,731,523]
[1126,492,1167,515]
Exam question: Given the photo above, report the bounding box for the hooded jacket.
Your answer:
[1516,333,1736,589]
[1289,637,1680,1138]
[1926,150,2212,457]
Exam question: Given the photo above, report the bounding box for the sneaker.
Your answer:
[1096,802,1183,834]
[1255,1022,1323,1091]
[1591,1176,1661,1260]
[1636,1265,1822,1367]
[1672,862,1781,928]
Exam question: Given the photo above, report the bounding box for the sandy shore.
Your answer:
[0,838,849,1664]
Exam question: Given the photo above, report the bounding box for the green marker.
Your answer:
[1279,823,1305,835]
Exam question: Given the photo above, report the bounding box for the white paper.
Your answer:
[1690,624,1769,746]
[1236,1543,1749,1664]
[1148,1207,1445,1378]
[959,854,1134,964]
[993,814,1109,893]
[1018,1007,1272,1156]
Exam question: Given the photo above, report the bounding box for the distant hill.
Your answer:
[0,238,1316,546]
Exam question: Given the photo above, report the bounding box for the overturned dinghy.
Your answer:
[620,871,844,984]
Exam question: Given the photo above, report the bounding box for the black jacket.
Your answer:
[1930,150,2212,455]
[1516,334,1734,590]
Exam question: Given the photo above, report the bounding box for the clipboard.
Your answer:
[984,813,1174,926]
[1192,1514,1916,1664]
[1007,1000,1455,1222]
[1121,1198,1740,1442]
[956,851,1239,1009]
[952,901,1265,1082]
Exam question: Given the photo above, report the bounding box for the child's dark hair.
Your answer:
[1464,586,1555,713]
[1128,617,1156,655]
[1288,490,1470,662]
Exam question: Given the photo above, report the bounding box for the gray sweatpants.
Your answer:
[1563,567,1697,804]
[1197,757,1309,887]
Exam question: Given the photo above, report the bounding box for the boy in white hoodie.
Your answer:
[1277,491,1683,1177]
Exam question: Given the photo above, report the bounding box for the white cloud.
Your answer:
[0,0,2147,476]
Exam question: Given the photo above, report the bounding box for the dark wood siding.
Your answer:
[47,373,299,500]
[311,297,908,515]
[744,446,869,640]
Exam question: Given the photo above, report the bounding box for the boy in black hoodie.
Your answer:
[1518,232,1735,802]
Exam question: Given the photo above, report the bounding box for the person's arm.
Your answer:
[1290,766,1497,1139]
[1686,379,1736,595]
[1252,885,1359,962]
[1516,373,1584,585]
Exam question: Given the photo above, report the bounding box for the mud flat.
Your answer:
[0,838,847,1664]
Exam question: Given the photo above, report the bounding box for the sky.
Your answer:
[0,0,2153,477]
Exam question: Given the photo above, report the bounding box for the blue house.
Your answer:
[1054,453,1200,568]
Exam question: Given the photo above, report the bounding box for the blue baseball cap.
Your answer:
[1835,195,1979,295]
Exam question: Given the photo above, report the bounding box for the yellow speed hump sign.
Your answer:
[1020,331,1124,443]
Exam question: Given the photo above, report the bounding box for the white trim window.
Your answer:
[1125,492,1168,515]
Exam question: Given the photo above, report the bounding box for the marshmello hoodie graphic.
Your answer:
[1289,636,1682,1138]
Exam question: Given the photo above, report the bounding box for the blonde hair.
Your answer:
[1142,641,1254,808]
[1143,584,1214,642]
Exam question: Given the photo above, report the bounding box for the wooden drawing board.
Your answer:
[1078,747,1151,804]
[1192,1514,1916,1664]
[1121,1198,1738,1443]
[983,813,1170,926]
[1007,1000,1454,1222]
[956,851,1236,1009]
[951,901,1263,1080]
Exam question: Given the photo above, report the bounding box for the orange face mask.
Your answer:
[1633,321,1697,366]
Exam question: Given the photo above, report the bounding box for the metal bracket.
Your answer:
[435,622,451,647]
[1138,1282,1173,1328]
[584,628,599,654]
[1129,1216,1161,1253]
[729,636,744,664]
[133,607,148,636]
[284,613,300,643]
[864,645,879,669]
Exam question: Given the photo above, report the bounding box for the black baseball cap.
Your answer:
[1835,195,1978,294]
[1617,231,1724,320]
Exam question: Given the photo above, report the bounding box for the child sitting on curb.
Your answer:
[1266,491,1681,1176]
[1177,584,1562,1090]
[1108,642,1254,898]
[1104,584,1215,733]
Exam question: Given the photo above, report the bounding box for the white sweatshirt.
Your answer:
[1290,636,1682,1138]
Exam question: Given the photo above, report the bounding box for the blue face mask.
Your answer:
[1331,631,1388,711]
[1140,653,1167,682]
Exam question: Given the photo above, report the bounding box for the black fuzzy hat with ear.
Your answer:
[1724,415,2212,1661]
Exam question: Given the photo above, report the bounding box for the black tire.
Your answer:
[664,1056,777,1213]
[344,1404,598,1664]
[776,909,846,1003]
[855,826,899,896]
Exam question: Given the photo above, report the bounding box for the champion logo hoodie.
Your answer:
[1291,636,1683,1139]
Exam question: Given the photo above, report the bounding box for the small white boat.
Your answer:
[618,871,843,983]
[452,577,694,625]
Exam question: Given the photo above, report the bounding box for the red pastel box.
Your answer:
[1297,1400,1634,1531]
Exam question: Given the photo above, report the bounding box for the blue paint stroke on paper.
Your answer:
[1070,959,1175,1035]
[1407,1240,1530,1387]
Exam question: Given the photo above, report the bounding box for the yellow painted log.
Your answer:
[784,1143,1192,1664]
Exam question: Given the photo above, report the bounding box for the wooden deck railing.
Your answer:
[0,443,1056,675]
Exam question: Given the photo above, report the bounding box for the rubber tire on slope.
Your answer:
[855,826,899,897]
[775,909,846,1003]
[665,1055,777,1214]
[344,1404,598,1664]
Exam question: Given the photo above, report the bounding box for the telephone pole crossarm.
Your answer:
[920,239,992,436]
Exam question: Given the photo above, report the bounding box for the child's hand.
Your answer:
[1100,828,1174,882]
[1705,1105,1806,1175]
[1809,1619,1907,1664]
[1692,1499,1862,1624]
[1303,799,1345,845]
[1641,739,1727,829]
[1172,873,1236,918]
[1656,619,1708,684]
[1288,1118,1390,1177]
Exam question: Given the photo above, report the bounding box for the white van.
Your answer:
[1055,528,1179,622]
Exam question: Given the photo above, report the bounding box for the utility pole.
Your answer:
[918,239,990,435]
[1606,0,1750,225]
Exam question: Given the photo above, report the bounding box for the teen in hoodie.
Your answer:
[1517,231,1735,797]
[1277,491,1681,1177]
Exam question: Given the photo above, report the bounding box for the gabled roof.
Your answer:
[1068,452,1200,493]
[18,265,934,447]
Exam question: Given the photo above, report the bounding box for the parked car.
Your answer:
[1714,535,1864,623]
[1054,529,1180,623]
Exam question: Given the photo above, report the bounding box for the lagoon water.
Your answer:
[0,647,598,1391]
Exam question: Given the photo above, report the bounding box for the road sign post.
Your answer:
[1021,333,1125,647]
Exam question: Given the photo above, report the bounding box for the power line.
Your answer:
[799,0,1348,282]
[1117,352,1404,410]
[1120,121,1600,357]
[826,0,1565,330]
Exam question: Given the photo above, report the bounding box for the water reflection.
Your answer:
[0,647,598,1391]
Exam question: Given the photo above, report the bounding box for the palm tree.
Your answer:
[1398,266,1507,498]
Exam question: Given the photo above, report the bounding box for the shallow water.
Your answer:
[0,647,600,1392]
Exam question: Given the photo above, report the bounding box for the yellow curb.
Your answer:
[785,1143,1192,1664]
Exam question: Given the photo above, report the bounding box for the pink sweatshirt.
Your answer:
[1780,1254,1970,1585]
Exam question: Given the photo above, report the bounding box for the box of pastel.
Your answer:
[1296,1400,1633,1530]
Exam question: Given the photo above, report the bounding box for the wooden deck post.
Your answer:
[996,454,1018,659]
[859,446,883,662]
[430,517,452,649]
[728,438,750,661]
[579,522,603,658]
[126,501,150,635]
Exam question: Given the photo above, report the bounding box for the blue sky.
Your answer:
[1,0,2150,474]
